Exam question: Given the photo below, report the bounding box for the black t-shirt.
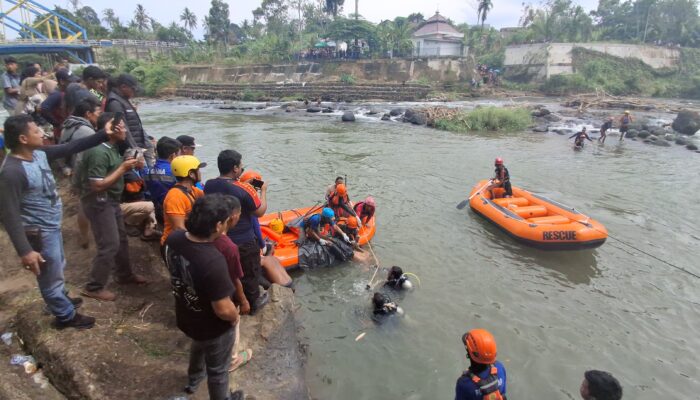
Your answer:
[165,230,235,341]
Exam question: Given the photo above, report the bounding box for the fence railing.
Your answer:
[0,38,187,48]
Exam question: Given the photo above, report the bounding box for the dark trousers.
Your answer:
[81,198,134,292]
[238,239,262,308]
[186,327,235,400]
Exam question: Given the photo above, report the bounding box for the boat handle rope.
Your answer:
[479,193,699,279]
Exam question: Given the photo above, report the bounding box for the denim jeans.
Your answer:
[186,326,236,400]
[81,198,134,292]
[37,229,75,322]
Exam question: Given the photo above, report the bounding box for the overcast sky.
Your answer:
[2,0,601,39]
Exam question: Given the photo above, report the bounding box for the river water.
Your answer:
[140,101,699,400]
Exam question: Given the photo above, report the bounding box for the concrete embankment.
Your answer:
[175,82,432,102]
[0,184,308,400]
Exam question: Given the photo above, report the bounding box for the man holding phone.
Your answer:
[0,115,119,329]
[78,114,148,301]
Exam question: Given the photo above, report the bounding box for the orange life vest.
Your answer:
[466,365,504,400]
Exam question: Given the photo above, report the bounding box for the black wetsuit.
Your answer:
[570,131,592,147]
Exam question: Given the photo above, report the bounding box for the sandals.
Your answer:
[229,349,253,372]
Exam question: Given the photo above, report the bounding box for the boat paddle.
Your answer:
[456,180,493,210]
[288,200,324,228]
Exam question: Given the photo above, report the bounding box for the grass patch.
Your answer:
[434,107,532,132]
[240,89,265,101]
[340,74,356,85]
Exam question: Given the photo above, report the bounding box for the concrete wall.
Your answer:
[176,58,474,84]
[93,45,181,64]
[504,43,681,81]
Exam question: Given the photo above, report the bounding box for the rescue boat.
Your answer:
[468,180,607,250]
[258,205,376,269]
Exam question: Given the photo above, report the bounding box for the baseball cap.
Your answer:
[176,135,200,147]
[116,73,140,89]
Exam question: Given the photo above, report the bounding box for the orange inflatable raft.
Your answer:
[468,180,607,250]
[258,205,376,269]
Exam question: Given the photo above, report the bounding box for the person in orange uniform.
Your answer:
[160,155,206,259]
[488,158,512,199]
[455,329,507,400]
[328,183,361,225]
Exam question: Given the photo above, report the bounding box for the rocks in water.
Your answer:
[532,126,549,133]
[322,107,333,113]
[544,113,562,122]
[410,112,428,125]
[687,143,699,151]
[650,126,667,136]
[651,139,671,147]
[625,129,638,138]
[307,106,322,113]
[531,107,551,117]
[675,136,688,145]
[381,113,391,121]
[403,108,416,122]
[341,111,356,122]
[636,130,650,139]
[672,110,700,135]
[367,107,380,115]
[664,133,675,141]
[389,108,405,116]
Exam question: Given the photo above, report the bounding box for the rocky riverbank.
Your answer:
[0,182,308,400]
[184,94,699,154]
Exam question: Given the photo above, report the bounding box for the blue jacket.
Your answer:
[455,361,507,400]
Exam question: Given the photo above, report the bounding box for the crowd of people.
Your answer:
[0,58,622,400]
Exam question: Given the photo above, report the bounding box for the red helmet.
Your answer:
[494,157,504,166]
[462,329,498,364]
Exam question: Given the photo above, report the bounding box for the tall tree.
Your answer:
[102,8,118,29]
[68,0,81,11]
[204,0,231,46]
[180,7,198,31]
[133,4,151,32]
[477,0,493,28]
[324,0,345,17]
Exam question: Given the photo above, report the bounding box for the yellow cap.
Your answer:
[269,218,284,234]
[171,155,206,178]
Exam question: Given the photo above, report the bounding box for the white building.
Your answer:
[411,12,466,57]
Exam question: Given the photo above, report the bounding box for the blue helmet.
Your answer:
[321,207,335,219]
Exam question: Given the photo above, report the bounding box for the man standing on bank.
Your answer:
[0,115,119,329]
[165,194,244,400]
[204,150,269,314]
[79,115,148,301]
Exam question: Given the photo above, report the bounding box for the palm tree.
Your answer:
[477,0,493,29]
[180,7,197,31]
[103,8,118,28]
[133,4,151,32]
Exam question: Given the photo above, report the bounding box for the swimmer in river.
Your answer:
[570,127,593,149]
[372,292,404,320]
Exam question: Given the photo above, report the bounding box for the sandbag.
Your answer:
[298,238,354,269]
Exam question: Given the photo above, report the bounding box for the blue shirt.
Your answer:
[143,159,176,207]
[302,214,335,232]
[204,178,261,245]
[455,361,507,400]
[2,71,20,110]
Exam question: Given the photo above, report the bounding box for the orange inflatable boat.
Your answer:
[468,180,607,250]
[258,205,376,269]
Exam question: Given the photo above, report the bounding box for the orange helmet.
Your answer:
[462,329,497,364]
[239,170,262,183]
[346,216,358,229]
[336,183,347,196]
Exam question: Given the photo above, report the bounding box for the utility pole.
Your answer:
[355,0,358,20]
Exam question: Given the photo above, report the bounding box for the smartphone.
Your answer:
[113,111,124,128]
[124,148,138,160]
[250,178,264,189]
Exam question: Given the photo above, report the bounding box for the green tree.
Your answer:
[477,0,493,28]
[102,8,119,30]
[204,0,231,46]
[133,4,151,32]
[324,0,345,17]
[407,13,425,24]
[180,7,198,31]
